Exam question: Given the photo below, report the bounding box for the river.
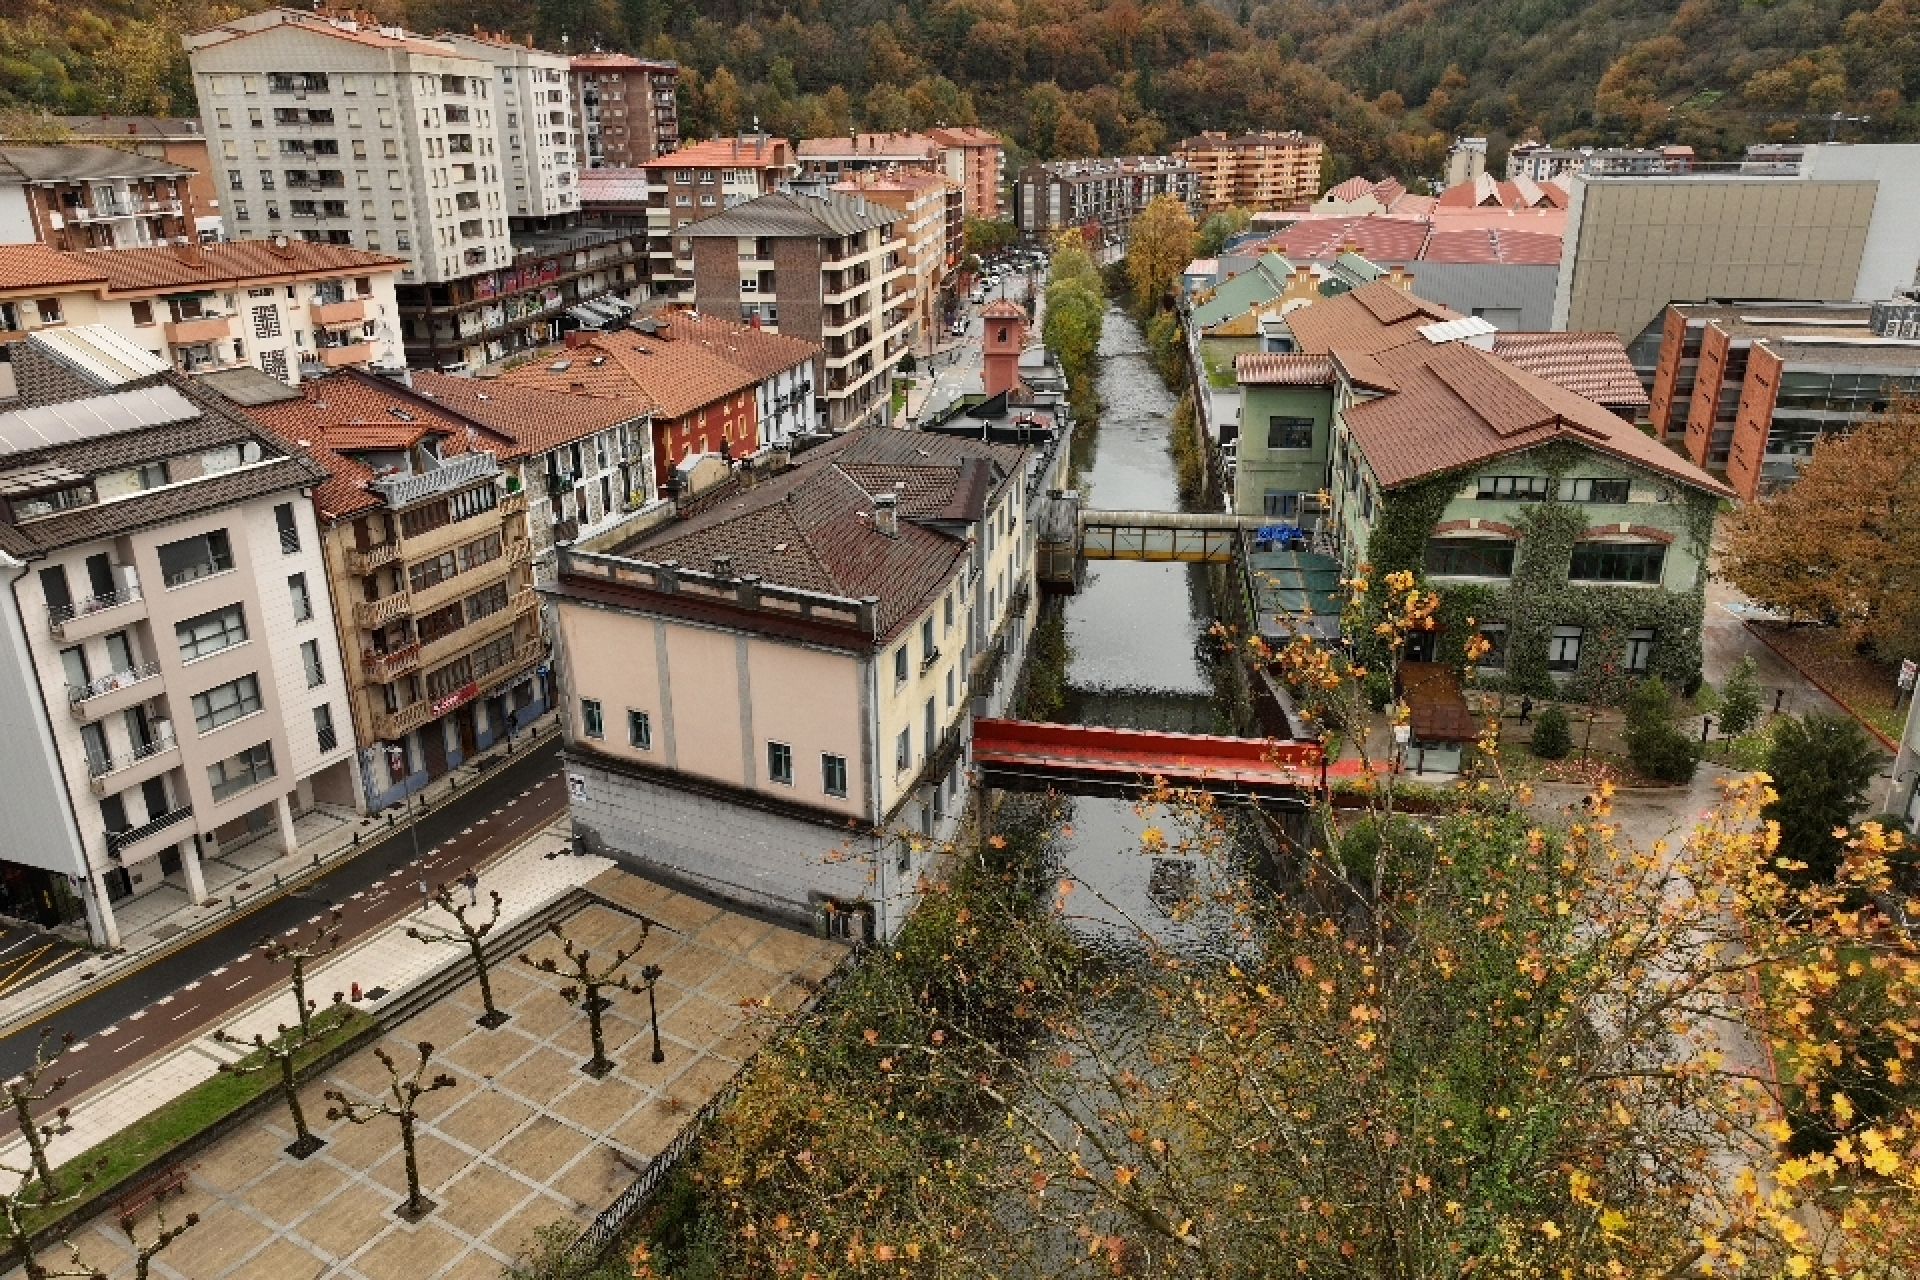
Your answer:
[1045,303,1249,946]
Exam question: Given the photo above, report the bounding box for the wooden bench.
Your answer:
[115,1166,186,1223]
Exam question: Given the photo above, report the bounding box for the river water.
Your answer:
[1046,305,1246,945]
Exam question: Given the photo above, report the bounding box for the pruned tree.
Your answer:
[520,921,650,1078]
[121,1205,197,1280]
[259,907,343,1038]
[0,1160,93,1280]
[323,1043,456,1221]
[212,1013,338,1159]
[407,883,510,1028]
[4,1030,74,1197]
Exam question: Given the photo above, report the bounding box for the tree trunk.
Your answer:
[292,959,311,1037]
[14,1094,53,1193]
[470,935,497,1021]
[399,1112,422,1215]
[280,1054,310,1144]
[585,981,610,1073]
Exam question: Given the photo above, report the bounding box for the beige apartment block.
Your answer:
[0,328,356,947]
[1174,131,1325,215]
[441,33,580,221]
[550,427,1061,939]
[833,168,962,351]
[926,126,1005,221]
[0,240,405,382]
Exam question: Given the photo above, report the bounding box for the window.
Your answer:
[301,639,324,688]
[943,592,954,632]
[946,667,955,710]
[315,703,337,752]
[1562,478,1631,503]
[176,604,247,661]
[1267,416,1314,450]
[274,502,300,554]
[822,752,848,798]
[208,742,275,802]
[1423,537,1515,578]
[192,674,262,733]
[767,741,794,786]
[1624,628,1656,674]
[158,530,234,586]
[895,728,911,773]
[921,617,937,667]
[1569,541,1665,584]
[288,572,312,622]
[1547,626,1584,673]
[627,710,652,750]
[1262,491,1299,518]
[1476,475,1552,502]
[894,646,908,685]
[581,698,604,739]
[36,298,61,325]
[129,300,154,326]
[924,696,936,757]
[1475,623,1508,669]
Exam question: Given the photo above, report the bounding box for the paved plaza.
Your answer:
[13,876,846,1280]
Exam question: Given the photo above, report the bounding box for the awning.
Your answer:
[1401,662,1478,743]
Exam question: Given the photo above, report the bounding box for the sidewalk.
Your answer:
[0,711,562,1036]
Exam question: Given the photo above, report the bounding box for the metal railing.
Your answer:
[279,528,302,555]
[68,661,161,709]
[85,734,176,780]
[48,581,141,632]
[354,590,414,629]
[107,804,192,858]
[347,541,402,575]
[368,452,499,509]
[362,643,421,682]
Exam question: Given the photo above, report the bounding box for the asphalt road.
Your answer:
[0,738,567,1103]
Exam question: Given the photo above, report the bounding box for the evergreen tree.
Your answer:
[1764,713,1882,882]
[1718,656,1763,738]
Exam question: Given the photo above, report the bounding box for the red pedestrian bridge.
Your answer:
[972,719,1324,803]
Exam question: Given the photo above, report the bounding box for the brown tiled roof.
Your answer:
[1346,339,1727,496]
[621,429,1025,641]
[1421,227,1564,265]
[409,371,648,456]
[570,53,677,71]
[798,132,940,160]
[1489,332,1650,409]
[0,244,109,292]
[642,138,791,171]
[235,369,512,521]
[925,126,1000,148]
[78,241,405,293]
[1266,216,1431,264]
[981,299,1026,321]
[1435,174,1570,210]
[1324,176,1375,203]
[1235,353,1336,386]
[1285,281,1459,361]
[654,313,818,381]
[497,329,754,421]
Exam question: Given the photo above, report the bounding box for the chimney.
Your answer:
[872,492,898,538]
[711,555,733,579]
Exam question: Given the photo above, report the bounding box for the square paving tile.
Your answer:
[228,1236,331,1280]
[349,1217,467,1280]
[192,1123,288,1193]
[290,1180,396,1258]
[436,1088,535,1153]
[242,1153,350,1227]
[365,1132,469,1196]
[499,1045,581,1102]
[547,1072,645,1133]
[494,1113,590,1183]
[436,1162,535,1239]
[147,1202,273,1276]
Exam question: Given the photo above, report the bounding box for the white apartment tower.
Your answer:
[184,8,513,285]
[440,34,579,221]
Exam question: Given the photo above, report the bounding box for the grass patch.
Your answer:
[1752,624,1904,742]
[1200,345,1236,389]
[23,1004,367,1232]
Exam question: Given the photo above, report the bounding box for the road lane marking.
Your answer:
[224,977,248,991]
[349,893,364,900]
[69,1042,86,1053]
[211,967,226,977]
[98,1025,116,1036]
[118,1036,141,1051]
[183,982,199,991]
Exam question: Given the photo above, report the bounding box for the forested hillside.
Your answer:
[3,0,1917,182]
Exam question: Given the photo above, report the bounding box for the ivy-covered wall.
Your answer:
[1362,444,1719,702]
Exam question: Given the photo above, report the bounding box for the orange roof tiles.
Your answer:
[1235,353,1336,386]
[497,328,757,421]
[642,137,791,171]
[1285,281,1458,359]
[1266,217,1431,264]
[654,313,818,382]
[1421,227,1564,266]
[926,126,1000,148]
[409,372,648,456]
[77,240,405,294]
[0,244,109,292]
[1488,332,1650,408]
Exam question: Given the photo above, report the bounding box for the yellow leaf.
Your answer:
[1599,1209,1628,1236]
[1832,1091,1855,1126]
[1786,1256,1812,1278]
[1114,1165,1137,1187]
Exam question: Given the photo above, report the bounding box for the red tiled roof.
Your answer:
[1235,353,1336,386]
[1324,176,1374,203]
[409,372,648,457]
[236,370,513,521]
[0,244,109,291]
[570,53,677,72]
[1489,332,1650,408]
[1286,281,1459,361]
[642,138,791,171]
[655,312,818,381]
[194,13,454,58]
[77,240,405,293]
[1421,227,1563,266]
[981,299,1026,321]
[798,132,941,159]
[498,328,755,420]
[926,126,1000,148]
[1268,216,1430,264]
[1435,174,1570,210]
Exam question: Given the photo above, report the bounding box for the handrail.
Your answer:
[87,734,177,780]
[49,582,141,629]
[69,661,161,705]
[107,804,192,857]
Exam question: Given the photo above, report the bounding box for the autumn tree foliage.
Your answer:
[1722,403,1920,660]
[1123,193,1198,315]
[628,569,1920,1280]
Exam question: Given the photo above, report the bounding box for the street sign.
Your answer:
[1901,659,1917,691]
[567,773,588,803]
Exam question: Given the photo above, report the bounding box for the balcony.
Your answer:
[347,540,402,575]
[507,538,531,567]
[362,642,420,683]
[501,490,527,516]
[163,313,235,346]
[478,638,545,693]
[369,452,499,510]
[86,734,179,790]
[48,578,143,638]
[68,661,162,720]
[376,699,437,740]
[308,296,367,327]
[316,340,373,368]
[354,590,413,629]
[106,803,192,862]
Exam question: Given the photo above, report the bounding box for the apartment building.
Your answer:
[1507,142,1695,183]
[499,324,761,489]
[549,428,1048,939]
[38,117,223,240]
[833,168,962,349]
[1646,298,1920,500]
[685,190,909,432]
[637,136,796,300]
[230,367,544,809]
[797,132,944,183]
[1445,137,1488,187]
[1173,131,1325,214]
[926,126,1005,221]
[0,327,353,946]
[441,33,579,221]
[645,312,821,450]
[0,146,199,251]
[0,239,404,381]
[1012,156,1200,245]
[568,54,681,168]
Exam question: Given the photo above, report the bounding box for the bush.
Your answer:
[1764,713,1882,882]
[1624,677,1700,784]
[1530,706,1572,759]
[1718,655,1762,737]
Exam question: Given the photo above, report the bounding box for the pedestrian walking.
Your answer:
[1518,696,1533,724]
[461,870,479,907]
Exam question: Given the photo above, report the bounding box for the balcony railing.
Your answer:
[107,804,192,858]
[363,643,421,682]
[354,590,413,628]
[368,452,499,509]
[86,732,177,782]
[347,541,402,575]
[376,699,437,740]
[501,490,527,516]
[48,579,141,633]
[68,661,161,714]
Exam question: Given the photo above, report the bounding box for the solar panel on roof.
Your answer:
[27,324,170,388]
[0,384,200,458]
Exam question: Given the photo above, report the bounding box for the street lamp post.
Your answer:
[642,963,665,1064]
[387,744,422,866]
